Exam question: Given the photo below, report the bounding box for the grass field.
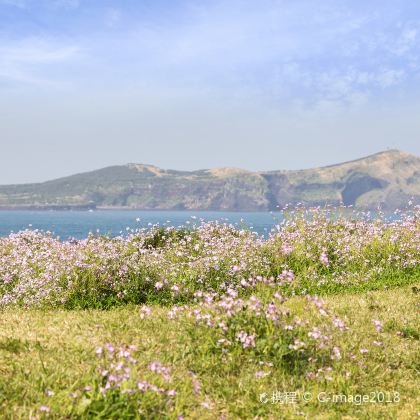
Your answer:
[1,286,419,419]
[0,207,419,418]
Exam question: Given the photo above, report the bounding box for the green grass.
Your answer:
[1,283,419,419]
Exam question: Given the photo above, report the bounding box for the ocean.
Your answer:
[0,210,280,239]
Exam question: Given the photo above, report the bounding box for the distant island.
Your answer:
[1,149,419,211]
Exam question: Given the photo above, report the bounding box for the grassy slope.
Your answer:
[1,284,418,419]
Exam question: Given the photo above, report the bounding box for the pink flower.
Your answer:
[320,251,329,266]
[255,370,271,378]
[149,361,171,382]
[282,244,293,255]
[236,331,256,348]
[372,319,383,332]
[331,347,342,360]
[139,305,152,319]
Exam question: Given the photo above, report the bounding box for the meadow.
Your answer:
[0,206,419,419]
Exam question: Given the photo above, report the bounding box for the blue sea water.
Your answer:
[0,210,280,239]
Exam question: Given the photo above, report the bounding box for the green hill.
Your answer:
[0,149,419,210]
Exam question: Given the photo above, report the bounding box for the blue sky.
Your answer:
[1,0,419,183]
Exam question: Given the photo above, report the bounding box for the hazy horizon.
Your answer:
[1,0,420,184]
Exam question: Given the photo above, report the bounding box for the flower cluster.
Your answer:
[0,206,418,308]
[94,344,176,397]
[189,286,355,381]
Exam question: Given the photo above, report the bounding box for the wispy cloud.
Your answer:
[0,0,419,112]
[99,0,418,113]
[0,38,81,87]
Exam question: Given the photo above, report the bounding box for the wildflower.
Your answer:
[39,406,50,412]
[105,343,115,354]
[255,370,271,378]
[372,319,383,332]
[218,321,228,331]
[279,270,294,283]
[331,347,342,360]
[137,381,151,392]
[236,331,256,348]
[273,292,284,301]
[139,305,152,319]
[227,288,238,298]
[189,372,201,394]
[320,251,329,266]
[289,338,306,351]
[332,317,348,331]
[149,361,171,382]
[281,244,293,255]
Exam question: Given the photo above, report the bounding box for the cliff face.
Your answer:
[0,150,419,210]
[263,149,420,210]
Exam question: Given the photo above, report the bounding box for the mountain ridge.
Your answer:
[1,150,419,211]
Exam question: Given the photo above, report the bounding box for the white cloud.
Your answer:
[1,0,419,113]
[113,0,418,113]
[375,69,406,88]
[0,38,82,87]
[389,24,420,55]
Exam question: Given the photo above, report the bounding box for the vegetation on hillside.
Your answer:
[0,149,419,210]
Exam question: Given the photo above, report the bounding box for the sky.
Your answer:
[0,0,420,184]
